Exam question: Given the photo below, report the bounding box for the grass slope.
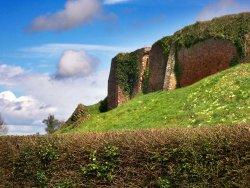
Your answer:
[60,63,250,133]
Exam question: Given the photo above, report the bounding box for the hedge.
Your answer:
[0,125,249,187]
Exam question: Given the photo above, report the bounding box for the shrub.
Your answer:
[54,180,74,188]
[35,170,48,187]
[0,125,249,187]
[80,146,119,183]
[99,97,108,113]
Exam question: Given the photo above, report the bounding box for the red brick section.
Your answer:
[107,48,150,110]
[177,39,237,87]
[148,42,167,92]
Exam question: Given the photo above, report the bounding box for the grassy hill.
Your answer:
[59,63,250,133]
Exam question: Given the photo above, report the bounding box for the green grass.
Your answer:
[59,63,250,133]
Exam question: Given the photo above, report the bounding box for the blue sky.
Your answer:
[0,0,249,135]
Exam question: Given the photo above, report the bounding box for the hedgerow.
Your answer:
[0,125,249,187]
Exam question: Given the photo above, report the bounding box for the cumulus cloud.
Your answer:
[103,0,131,5]
[29,0,101,32]
[56,50,99,78]
[0,91,56,125]
[0,64,109,134]
[0,64,24,86]
[198,0,250,21]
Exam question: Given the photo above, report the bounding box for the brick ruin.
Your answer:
[176,39,237,87]
[107,37,248,109]
[66,104,90,126]
[107,47,151,110]
[105,14,250,110]
[148,42,167,92]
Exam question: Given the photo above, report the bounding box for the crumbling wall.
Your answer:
[107,58,128,110]
[66,104,90,126]
[163,45,177,90]
[148,43,168,92]
[107,47,150,110]
[176,39,237,87]
[132,47,150,95]
[244,33,250,61]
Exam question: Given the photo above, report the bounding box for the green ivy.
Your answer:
[142,68,150,94]
[115,52,140,97]
[155,36,173,58]
[173,13,250,60]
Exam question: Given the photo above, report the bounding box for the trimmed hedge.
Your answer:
[0,125,249,187]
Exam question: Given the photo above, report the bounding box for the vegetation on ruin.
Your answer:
[115,51,140,97]
[156,12,250,60]
[152,12,250,82]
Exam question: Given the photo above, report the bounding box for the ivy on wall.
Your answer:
[173,13,250,61]
[112,13,250,96]
[152,12,250,87]
[115,52,140,97]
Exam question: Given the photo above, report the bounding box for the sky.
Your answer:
[0,0,249,135]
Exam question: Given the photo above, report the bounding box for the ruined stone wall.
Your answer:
[244,33,250,61]
[107,47,150,110]
[133,47,150,95]
[163,45,177,90]
[176,39,237,87]
[107,58,128,110]
[147,38,239,92]
[148,43,168,92]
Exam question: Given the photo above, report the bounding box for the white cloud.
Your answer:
[21,43,135,57]
[29,0,101,32]
[198,0,250,21]
[0,91,56,126]
[104,0,131,5]
[56,50,99,78]
[0,64,109,134]
[0,64,24,86]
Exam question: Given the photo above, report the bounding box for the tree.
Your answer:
[43,114,63,134]
[0,113,8,135]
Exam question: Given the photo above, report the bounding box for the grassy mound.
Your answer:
[0,126,249,187]
[60,63,250,133]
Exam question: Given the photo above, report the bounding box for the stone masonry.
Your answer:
[107,47,151,110]
[163,45,177,90]
[176,39,237,87]
[148,42,167,92]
